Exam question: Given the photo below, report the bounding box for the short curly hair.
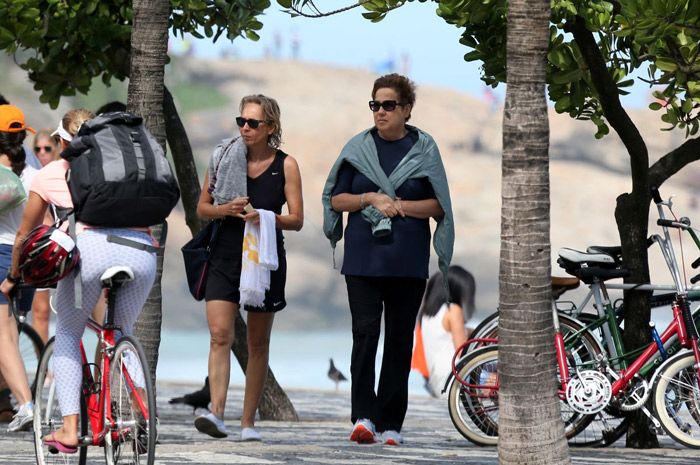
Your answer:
[239,94,283,148]
[371,73,417,121]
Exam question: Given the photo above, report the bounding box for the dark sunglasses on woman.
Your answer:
[235,117,267,129]
[34,145,53,153]
[368,100,404,112]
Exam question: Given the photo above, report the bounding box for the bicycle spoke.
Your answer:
[104,336,156,465]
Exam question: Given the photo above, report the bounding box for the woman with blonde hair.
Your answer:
[1,108,158,453]
[194,94,303,441]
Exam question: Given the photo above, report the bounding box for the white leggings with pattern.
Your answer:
[53,228,156,416]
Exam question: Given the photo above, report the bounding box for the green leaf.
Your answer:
[551,68,583,84]
[649,102,663,111]
[682,99,693,113]
[655,58,677,72]
[554,95,572,113]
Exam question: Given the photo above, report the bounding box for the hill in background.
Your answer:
[4,54,700,331]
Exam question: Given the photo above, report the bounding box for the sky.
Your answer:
[169,1,653,109]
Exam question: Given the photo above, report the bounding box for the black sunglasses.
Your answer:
[34,145,53,153]
[369,100,404,112]
[236,117,268,129]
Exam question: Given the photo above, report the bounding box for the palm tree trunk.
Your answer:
[127,0,171,390]
[498,0,570,462]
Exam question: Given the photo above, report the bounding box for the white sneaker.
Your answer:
[7,402,33,433]
[194,413,228,438]
[349,418,376,444]
[240,427,262,441]
[381,430,403,445]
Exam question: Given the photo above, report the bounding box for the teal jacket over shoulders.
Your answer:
[322,125,454,278]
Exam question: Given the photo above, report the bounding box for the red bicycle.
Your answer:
[33,265,156,465]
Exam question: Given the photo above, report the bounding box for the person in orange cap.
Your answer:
[0,105,36,135]
[0,104,38,432]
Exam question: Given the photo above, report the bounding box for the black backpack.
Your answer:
[61,112,180,228]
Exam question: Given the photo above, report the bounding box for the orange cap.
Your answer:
[0,105,36,134]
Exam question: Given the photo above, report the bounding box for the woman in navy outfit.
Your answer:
[326,74,453,446]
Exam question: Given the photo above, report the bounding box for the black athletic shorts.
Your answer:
[204,217,287,312]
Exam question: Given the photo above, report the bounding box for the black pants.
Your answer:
[345,275,427,433]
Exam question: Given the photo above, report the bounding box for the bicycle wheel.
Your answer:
[0,323,43,401]
[33,337,88,465]
[104,335,156,465]
[18,322,43,396]
[447,346,499,446]
[559,317,628,447]
[652,351,700,448]
[462,310,500,354]
[448,319,626,447]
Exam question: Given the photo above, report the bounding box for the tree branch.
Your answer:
[287,0,403,18]
[649,136,700,188]
[570,16,649,192]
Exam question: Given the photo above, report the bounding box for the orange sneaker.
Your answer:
[381,430,403,446]
[350,418,376,444]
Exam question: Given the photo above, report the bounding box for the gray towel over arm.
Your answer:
[208,136,247,205]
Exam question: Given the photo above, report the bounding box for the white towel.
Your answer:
[240,209,278,308]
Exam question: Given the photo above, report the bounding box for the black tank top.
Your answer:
[247,150,287,213]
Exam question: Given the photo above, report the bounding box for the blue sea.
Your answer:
[154,329,431,395]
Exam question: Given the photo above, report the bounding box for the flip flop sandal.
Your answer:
[43,432,78,454]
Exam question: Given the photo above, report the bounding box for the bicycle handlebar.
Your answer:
[651,185,663,204]
[691,273,700,285]
[657,218,690,230]
[692,257,700,269]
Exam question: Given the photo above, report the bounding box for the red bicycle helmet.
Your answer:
[19,225,80,287]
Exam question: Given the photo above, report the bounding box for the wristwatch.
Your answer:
[5,272,19,284]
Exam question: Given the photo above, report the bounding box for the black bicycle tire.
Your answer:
[103,335,157,465]
[0,323,44,401]
[33,337,88,465]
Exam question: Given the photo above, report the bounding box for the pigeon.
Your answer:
[169,376,211,414]
[328,358,348,392]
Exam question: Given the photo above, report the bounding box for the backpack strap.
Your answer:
[68,212,82,310]
[106,233,164,255]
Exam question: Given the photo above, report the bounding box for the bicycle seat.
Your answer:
[586,245,622,264]
[100,266,134,288]
[558,248,616,267]
[552,276,580,299]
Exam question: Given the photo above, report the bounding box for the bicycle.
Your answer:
[448,187,700,448]
[0,284,45,402]
[33,265,157,465]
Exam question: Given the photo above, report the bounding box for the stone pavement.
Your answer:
[2,381,700,464]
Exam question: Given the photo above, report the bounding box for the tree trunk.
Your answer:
[127,0,170,388]
[498,0,569,462]
[162,86,298,422]
[163,87,207,235]
[615,193,659,448]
